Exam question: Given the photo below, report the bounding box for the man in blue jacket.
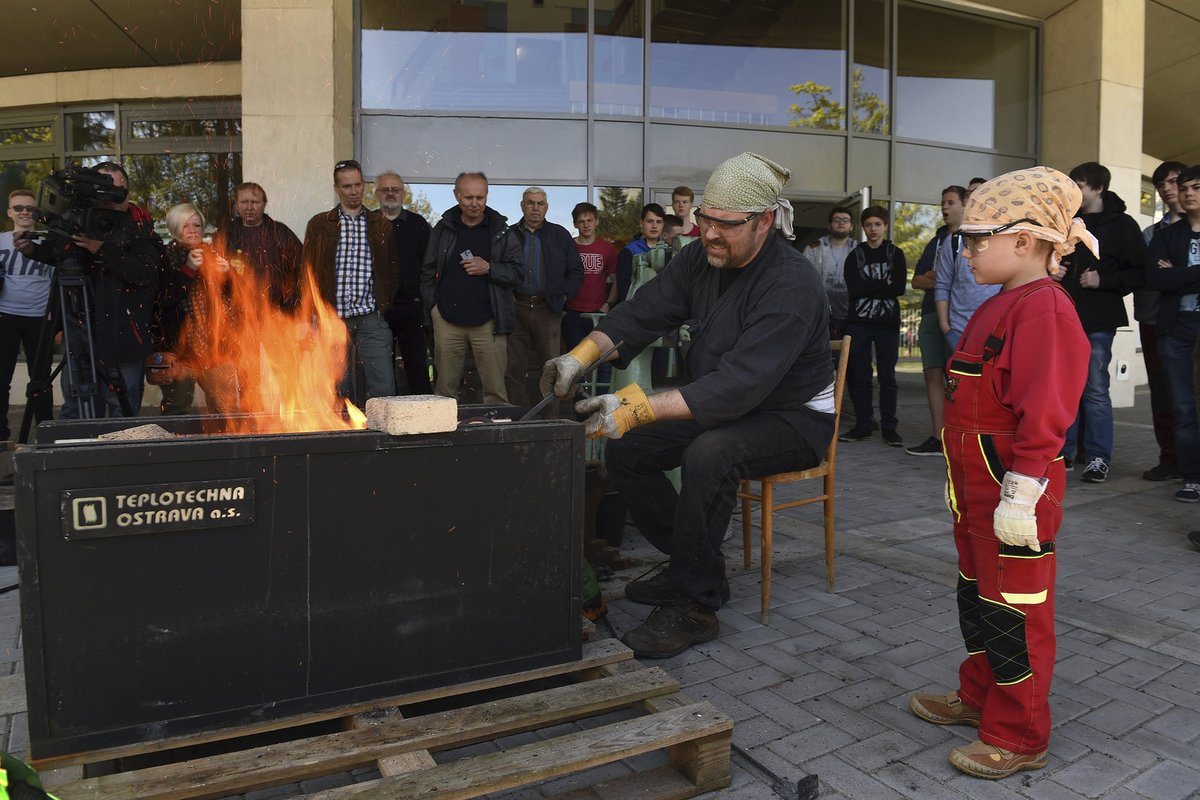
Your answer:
[505,188,584,407]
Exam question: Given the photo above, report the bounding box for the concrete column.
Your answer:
[1041,0,1145,206]
[1042,0,1146,408]
[241,0,354,235]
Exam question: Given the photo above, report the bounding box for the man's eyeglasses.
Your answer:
[694,207,762,231]
[958,218,1042,254]
[376,186,402,194]
[9,205,35,213]
[334,159,361,172]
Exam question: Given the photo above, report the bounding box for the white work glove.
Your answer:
[540,339,602,399]
[944,480,952,512]
[993,471,1046,552]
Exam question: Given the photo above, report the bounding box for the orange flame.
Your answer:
[174,249,366,434]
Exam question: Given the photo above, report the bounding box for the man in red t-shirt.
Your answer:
[671,186,701,238]
[563,202,618,350]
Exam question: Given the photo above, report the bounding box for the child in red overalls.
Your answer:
[909,168,1095,780]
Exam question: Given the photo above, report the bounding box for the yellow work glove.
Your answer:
[540,338,603,399]
[575,384,656,440]
[993,471,1046,552]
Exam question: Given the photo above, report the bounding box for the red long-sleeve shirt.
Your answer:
[953,277,1090,477]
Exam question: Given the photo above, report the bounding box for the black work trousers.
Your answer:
[384,300,432,395]
[605,414,820,610]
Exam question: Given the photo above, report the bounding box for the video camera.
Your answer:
[34,165,129,242]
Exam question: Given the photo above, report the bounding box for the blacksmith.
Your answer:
[541,153,834,658]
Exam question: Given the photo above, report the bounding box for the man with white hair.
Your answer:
[505,187,583,407]
[541,153,834,658]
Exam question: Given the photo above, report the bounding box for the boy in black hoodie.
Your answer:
[840,205,907,445]
[1058,162,1146,484]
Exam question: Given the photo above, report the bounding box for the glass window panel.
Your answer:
[595,186,644,246]
[0,125,53,147]
[67,111,116,152]
[897,3,1035,153]
[853,0,890,134]
[130,118,241,139]
[124,152,242,231]
[408,183,586,232]
[650,1,845,129]
[360,0,588,113]
[595,0,643,116]
[0,159,55,226]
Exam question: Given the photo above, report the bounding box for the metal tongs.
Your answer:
[518,340,623,422]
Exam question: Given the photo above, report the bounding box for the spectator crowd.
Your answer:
[0,157,1198,524]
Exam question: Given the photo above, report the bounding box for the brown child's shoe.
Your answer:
[909,690,982,727]
[949,740,1048,779]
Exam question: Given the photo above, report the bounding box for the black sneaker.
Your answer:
[1175,482,1200,503]
[622,595,719,659]
[1143,462,1181,481]
[905,436,942,457]
[1062,454,1073,473]
[838,427,871,443]
[1081,457,1109,483]
[882,430,903,447]
[624,565,730,606]
[1188,530,1200,550]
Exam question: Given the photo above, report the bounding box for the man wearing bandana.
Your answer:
[541,153,835,659]
[909,167,1093,780]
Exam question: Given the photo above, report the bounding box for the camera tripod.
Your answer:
[18,251,131,443]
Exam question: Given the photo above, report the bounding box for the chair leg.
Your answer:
[824,490,836,593]
[741,481,752,569]
[761,481,773,624]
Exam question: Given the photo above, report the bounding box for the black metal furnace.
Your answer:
[15,412,583,759]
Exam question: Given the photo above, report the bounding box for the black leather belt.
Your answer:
[514,293,545,303]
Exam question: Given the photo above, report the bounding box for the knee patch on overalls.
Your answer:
[980,596,1033,685]
[956,572,985,655]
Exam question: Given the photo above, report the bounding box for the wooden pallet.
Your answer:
[46,639,733,800]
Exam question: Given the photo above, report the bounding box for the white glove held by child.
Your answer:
[993,471,1046,552]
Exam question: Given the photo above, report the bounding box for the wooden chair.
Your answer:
[737,336,851,623]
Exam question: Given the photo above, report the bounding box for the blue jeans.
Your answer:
[845,322,899,433]
[945,329,962,354]
[1064,330,1115,463]
[1160,319,1200,481]
[340,311,396,403]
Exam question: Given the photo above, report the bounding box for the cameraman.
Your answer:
[17,162,159,418]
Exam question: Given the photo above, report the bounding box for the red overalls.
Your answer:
[943,283,1064,755]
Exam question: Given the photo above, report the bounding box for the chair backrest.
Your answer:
[826,336,852,466]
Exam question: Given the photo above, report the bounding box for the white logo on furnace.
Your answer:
[72,497,107,530]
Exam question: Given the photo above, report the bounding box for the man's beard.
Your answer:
[380,200,402,214]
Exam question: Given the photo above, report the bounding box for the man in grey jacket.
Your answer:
[805,207,854,339]
[420,172,523,404]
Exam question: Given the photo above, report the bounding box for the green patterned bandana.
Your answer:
[702,152,795,239]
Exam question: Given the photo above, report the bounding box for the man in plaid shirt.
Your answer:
[302,159,401,402]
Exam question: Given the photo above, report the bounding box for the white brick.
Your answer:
[365,395,457,436]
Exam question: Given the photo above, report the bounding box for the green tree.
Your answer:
[891,201,942,310]
[410,190,438,228]
[789,68,890,135]
[597,186,642,247]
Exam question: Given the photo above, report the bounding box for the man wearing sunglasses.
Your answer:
[541,153,834,659]
[0,189,55,440]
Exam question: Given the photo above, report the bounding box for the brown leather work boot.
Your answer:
[949,740,1048,779]
[909,690,982,727]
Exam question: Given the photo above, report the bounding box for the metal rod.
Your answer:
[519,339,624,422]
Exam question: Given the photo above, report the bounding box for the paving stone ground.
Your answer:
[0,372,1197,799]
